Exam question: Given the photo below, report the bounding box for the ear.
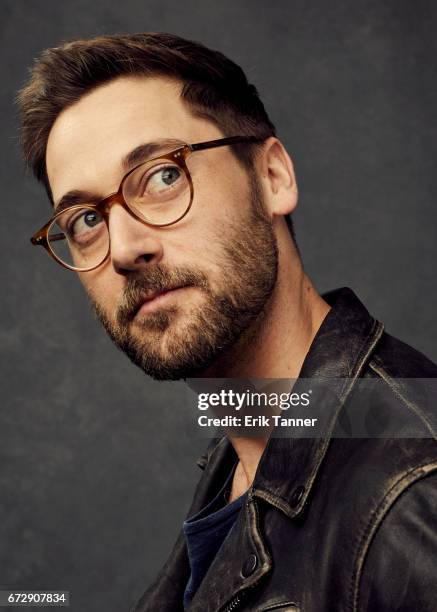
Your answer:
[256,137,298,217]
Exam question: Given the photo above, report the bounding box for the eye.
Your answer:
[68,209,104,240]
[142,165,183,196]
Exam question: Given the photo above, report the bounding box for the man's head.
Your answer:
[18,33,299,379]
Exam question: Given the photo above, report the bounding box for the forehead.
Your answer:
[46,75,223,203]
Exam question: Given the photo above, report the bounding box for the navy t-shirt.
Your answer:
[182,465,248,608]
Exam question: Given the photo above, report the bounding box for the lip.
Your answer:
[134,285,189,317]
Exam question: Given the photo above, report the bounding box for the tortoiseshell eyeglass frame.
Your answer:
[30,135,264,272]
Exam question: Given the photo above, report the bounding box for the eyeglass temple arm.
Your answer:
[189,135,264,153]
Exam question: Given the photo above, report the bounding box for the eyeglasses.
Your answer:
[30,135,263,272]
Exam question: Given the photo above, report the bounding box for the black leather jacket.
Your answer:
[133,287,437,612]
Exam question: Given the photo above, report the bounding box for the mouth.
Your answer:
[133,285,191,318]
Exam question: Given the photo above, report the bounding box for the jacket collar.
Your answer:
[200,287,385,520]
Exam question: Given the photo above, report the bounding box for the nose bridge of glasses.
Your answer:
[101,190,150,234]
[99,191,125,215]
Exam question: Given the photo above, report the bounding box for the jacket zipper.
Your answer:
[223,586,254,612]
[223,594,241,611]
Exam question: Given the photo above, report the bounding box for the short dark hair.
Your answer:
[17,31,296,238]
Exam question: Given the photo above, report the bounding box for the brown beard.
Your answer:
[90,176,279,380]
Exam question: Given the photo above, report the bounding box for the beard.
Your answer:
[90,175,279,380]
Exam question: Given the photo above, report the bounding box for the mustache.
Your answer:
[115,264,210,326]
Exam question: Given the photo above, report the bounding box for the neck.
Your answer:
[202,226,331,499]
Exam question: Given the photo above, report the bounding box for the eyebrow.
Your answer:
[54,138,187,211]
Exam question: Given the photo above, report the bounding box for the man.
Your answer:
[18,32,437,611]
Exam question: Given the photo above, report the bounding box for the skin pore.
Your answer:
[45,75,331,502]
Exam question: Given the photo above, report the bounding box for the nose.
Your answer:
[108,204,164,274]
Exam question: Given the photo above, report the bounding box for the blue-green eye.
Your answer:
[68,209,104,240]
[142,165,182,196]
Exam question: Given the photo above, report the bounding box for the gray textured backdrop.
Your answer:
[1,1,436,611]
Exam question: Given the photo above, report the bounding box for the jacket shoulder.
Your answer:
[370,330,437,378]
[363,330,437,440]
[354,467,437,611]
[344,331,437,609]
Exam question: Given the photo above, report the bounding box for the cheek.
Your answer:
[190,152,251,216]
[167,221,228,278]
[78,269,122,319]
[196,184,239,223]
[181,178,248,252]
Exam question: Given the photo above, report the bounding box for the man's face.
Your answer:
[46,76,279,379]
